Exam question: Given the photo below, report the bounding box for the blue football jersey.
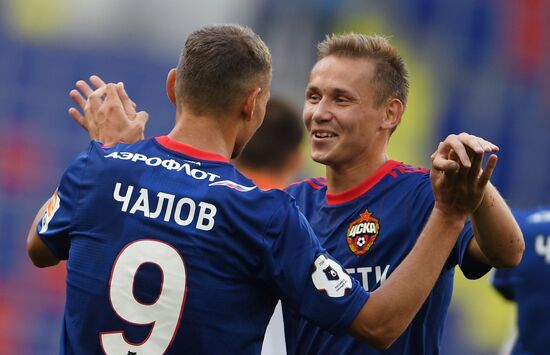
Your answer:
[37,136,369,355]
[492,207,550,355]
[283,160,490,355]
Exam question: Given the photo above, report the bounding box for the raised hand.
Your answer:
[68,75,148,146]
[430,133,499,218]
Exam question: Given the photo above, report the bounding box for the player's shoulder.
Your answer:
[80,139,158,174]
[239,174,298,207]
[384,160,431,192]
[212,175,303,233]
[388,161,430,179]
[285,177,326,194]
[86,138,152,159]
[206,166,295,210]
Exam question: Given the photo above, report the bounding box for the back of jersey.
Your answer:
[39,136,284,354]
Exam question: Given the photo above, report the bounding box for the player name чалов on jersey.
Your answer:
[113,182,218,231]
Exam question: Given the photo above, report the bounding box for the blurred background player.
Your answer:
[234,96,304,190]
[491,206,550,355]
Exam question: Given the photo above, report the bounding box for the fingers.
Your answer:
[432,140,463,172]
[477,154,498,189]
[437,133,500,170]
[69,88,87,111]
[115,82,138,115]
[68,107,85,127]
[86,86,107,114]
[134,111,149,139]
[467,150,484,181]
[136,111,149,125]
[73,76,107,106]
[440,135,472,168]
[103,83,124,111]
[75,79,95,98]
[70,75,107,114]
[432,154,460,172]
[90,75,106,88]
[456,132,499,155]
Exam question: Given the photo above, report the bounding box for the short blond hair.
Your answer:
[318,34,409,108]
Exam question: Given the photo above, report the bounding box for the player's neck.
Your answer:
[169,112,238,160]
[325,153,389,194]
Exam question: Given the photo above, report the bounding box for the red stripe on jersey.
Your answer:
[311,178,327,187]
[286,178,325,190]
[326,160,399,205]
[155,136,229,163]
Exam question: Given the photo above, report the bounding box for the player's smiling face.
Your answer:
[303,56,385,169]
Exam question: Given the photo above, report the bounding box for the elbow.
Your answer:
[348,294,412,349]
[30,259,56,268]
[497,247,524,269]
[504,228,525,268]
[504,221,526,268]
[27,240,59,268]
[491,232,525,269]
[366,332,398,350]
[28,253,59,268]
[351,319,403,350]
[508,238,525,268]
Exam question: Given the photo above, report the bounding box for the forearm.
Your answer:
[470,183,524,268]
[348,208,466,348]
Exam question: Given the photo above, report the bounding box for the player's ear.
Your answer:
[242,87,262,122]
[166,68,177,106]
[381,98,404,130]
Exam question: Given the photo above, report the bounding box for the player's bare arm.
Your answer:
[27,199,60,267]
[440,133,524,269]
[69,76,148,146]
[347,134,497,349]
[467,183,524,268]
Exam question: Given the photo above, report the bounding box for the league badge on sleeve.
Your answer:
[40,190,60,233]
[347,209,380,255]
[311,254,352,297]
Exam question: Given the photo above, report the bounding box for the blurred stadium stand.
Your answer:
[1,0,548,353]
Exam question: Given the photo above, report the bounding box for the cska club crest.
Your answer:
[347,209,380,255]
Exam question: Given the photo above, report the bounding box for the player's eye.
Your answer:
[307,94,321,103]
[335,96,349,104]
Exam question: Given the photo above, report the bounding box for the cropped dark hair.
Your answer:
[237,97,303,170]
[176,24,272,115]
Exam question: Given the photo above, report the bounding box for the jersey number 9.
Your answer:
[100,239,187,354]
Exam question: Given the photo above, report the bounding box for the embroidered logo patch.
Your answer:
[311,254,352,297]
[347,209,380,255]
